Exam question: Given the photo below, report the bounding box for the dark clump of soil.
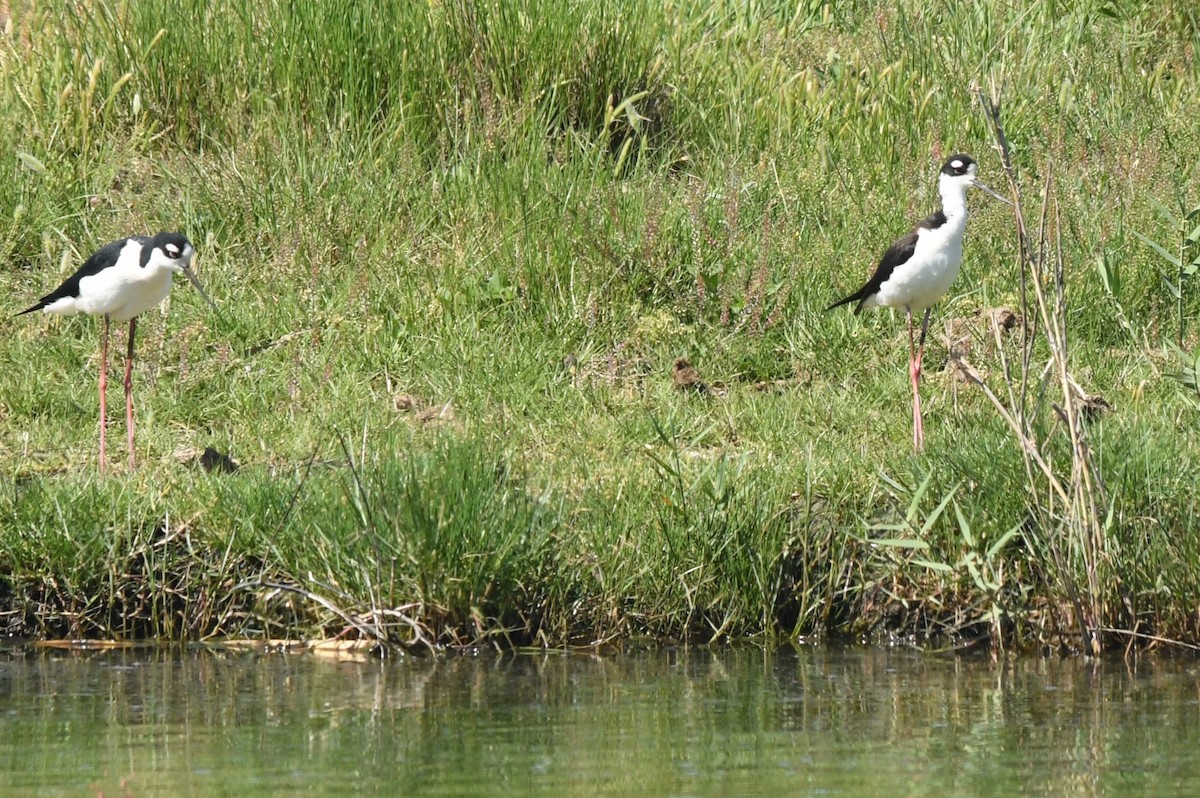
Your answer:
[672,357,709,394]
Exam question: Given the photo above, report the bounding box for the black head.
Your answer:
[940,154,978,177]
[151,231,194,261]
[938,153,1013,205]
[139,231,219,313]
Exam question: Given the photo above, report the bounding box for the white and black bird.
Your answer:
[826,154,1010,451]
[16,232,218,472]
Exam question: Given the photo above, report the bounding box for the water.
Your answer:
[1,644,1198,796]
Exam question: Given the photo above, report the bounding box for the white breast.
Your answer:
[869,215,967,312]
[45,240,175,322]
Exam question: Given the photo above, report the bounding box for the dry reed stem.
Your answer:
[974,79,1108,654]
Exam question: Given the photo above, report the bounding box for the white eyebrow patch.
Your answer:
[166,245,180,256]
[951,159,963,169]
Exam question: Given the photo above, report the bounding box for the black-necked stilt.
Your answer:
[16,232,218,472]
[826,154,1010,451]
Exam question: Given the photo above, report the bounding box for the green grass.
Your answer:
[0,0,1198,651]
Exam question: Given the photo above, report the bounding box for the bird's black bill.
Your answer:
[972,179,1014,206]
[182,266,220,314]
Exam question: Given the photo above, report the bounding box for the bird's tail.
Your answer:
[824,290,866,314]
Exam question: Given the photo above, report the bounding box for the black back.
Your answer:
[825,209,947,314]
[15,235,155,316]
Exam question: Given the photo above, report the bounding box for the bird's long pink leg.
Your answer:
[912,307,933,452]
[907,307,924,452]
[99,315,109,474]
[915,308,933,374]
[125,317,137,470]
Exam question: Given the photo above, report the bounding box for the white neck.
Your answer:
[939,174,970,220]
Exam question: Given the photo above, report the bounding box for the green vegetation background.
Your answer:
[0,1,1197,650]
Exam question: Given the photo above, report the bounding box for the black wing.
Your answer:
[14,236,148,316]
[825,210,946,314]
